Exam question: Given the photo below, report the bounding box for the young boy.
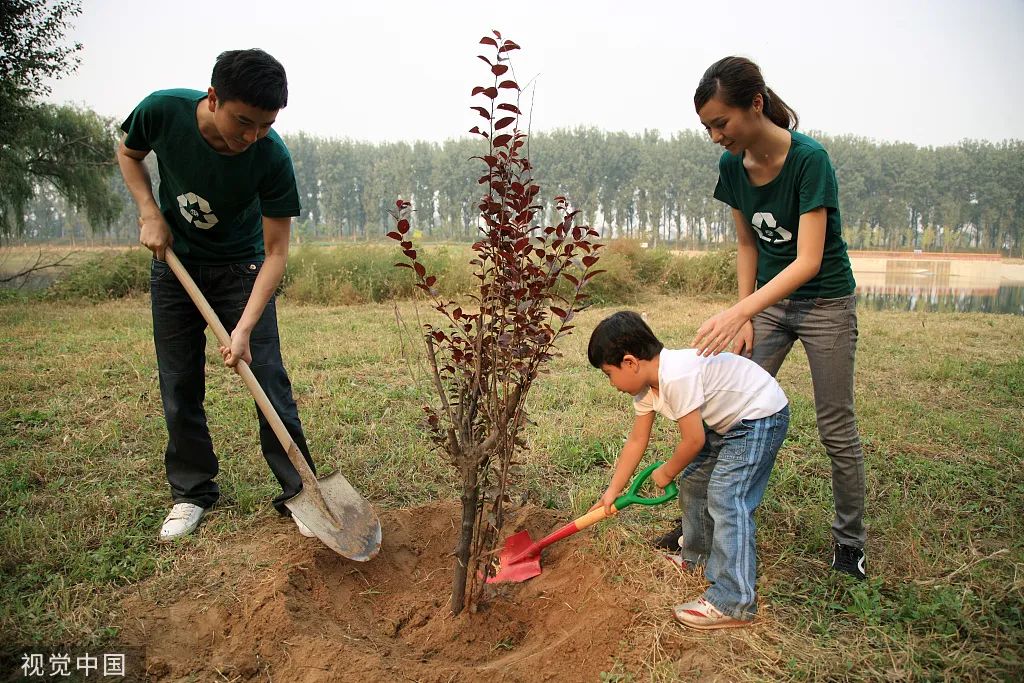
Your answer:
[588,311,790,629]
[117,49,316,541]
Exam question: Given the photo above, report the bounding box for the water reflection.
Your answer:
[851,256,1024,315]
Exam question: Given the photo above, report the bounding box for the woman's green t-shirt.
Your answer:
[714,130,856,299]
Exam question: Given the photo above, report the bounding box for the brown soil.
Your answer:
[122,502,638,682]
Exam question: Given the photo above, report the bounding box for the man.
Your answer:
[117,48,315,541]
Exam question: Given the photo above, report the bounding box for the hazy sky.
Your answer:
[46,0,1024,147]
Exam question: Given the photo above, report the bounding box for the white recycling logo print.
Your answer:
[750,212,792,244]
[177,192,219,230]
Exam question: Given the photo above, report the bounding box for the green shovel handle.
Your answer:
[612,461,679,510]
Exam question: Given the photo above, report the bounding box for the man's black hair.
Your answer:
[211,49,288,110]
[588,311,664,368]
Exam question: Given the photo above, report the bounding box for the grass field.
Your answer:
[1,285,1022,679]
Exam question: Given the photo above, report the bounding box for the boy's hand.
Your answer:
[588,488,620,517]
[651,464,675,489]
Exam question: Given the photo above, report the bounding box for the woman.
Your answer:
[658,56,866,580]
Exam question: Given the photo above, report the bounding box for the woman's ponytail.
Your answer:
[695,57,799,130]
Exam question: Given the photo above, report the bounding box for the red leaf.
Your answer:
[469,125,481,135]
[494,116,515,130]
[582,255,599,267]
[477,55,493,66]
[551,307,568,320]
[404,249,417,259]
[471,106,491,119]
[414,262,426,278]
[492,29,502,39]
[496,103,521,114]
[480,37,498,46]
[401,240,412,249]
[386,231,402,241]
[563,273,580,286]
[498,41,521,53]
[498,80,520,89]
[491,64,509,76]
[395,262,412,269]
[425,275,437,287]
[398,219,410,234]
[492,134,512,147]
[471,86,486,96]
[482,87,498,99]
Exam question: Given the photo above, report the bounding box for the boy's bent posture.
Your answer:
[588,311,789,629]
[117,49,316,541]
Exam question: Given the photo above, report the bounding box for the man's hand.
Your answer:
[138,212,173,261]
[588,487,620,517]
[219,327,252,368]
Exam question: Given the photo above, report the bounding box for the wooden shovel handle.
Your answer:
[162,250,318,492]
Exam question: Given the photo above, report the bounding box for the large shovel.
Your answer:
[487,461,678,583]
[164,249,382,561]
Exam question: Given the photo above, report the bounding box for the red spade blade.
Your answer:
[487,530,543,583]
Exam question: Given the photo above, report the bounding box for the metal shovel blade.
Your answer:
[487,530,542,583]
[286,471,382,561]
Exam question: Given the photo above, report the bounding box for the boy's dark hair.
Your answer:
[211,49,288,110]
[588,311,664,368]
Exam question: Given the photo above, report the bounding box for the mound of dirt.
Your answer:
[123,502,636,682]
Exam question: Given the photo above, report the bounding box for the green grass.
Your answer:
[1,290,1022,680]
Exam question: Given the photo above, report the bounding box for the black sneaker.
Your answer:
[832,543,867,580]
[652,522,683,551]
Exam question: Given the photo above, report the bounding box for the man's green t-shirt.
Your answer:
[121,89,301,265]
[713,130,856,299]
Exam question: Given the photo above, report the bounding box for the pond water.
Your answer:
[850,256,1024,315]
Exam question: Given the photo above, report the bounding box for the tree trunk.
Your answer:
[451,467,479,616]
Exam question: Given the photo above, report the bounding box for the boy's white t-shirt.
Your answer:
[633,349,788,434]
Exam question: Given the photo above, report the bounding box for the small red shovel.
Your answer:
[487,461,679,583]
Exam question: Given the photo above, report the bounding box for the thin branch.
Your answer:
[0,249,76,284]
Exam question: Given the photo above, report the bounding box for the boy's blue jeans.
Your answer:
[677,406,790,620]
[149,258,314,514]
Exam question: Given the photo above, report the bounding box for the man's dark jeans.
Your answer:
[150,258,313,514]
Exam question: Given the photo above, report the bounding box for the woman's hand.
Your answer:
[732,320,754,357]
[692,305,751,357]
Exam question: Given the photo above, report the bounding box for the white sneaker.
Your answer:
[159,503,205,542]
[294,515,316,538]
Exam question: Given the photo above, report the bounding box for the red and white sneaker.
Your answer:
[673,597,751,630]
[662,552,699,572]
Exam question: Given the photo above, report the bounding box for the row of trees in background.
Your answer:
[11,120,1024,256]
